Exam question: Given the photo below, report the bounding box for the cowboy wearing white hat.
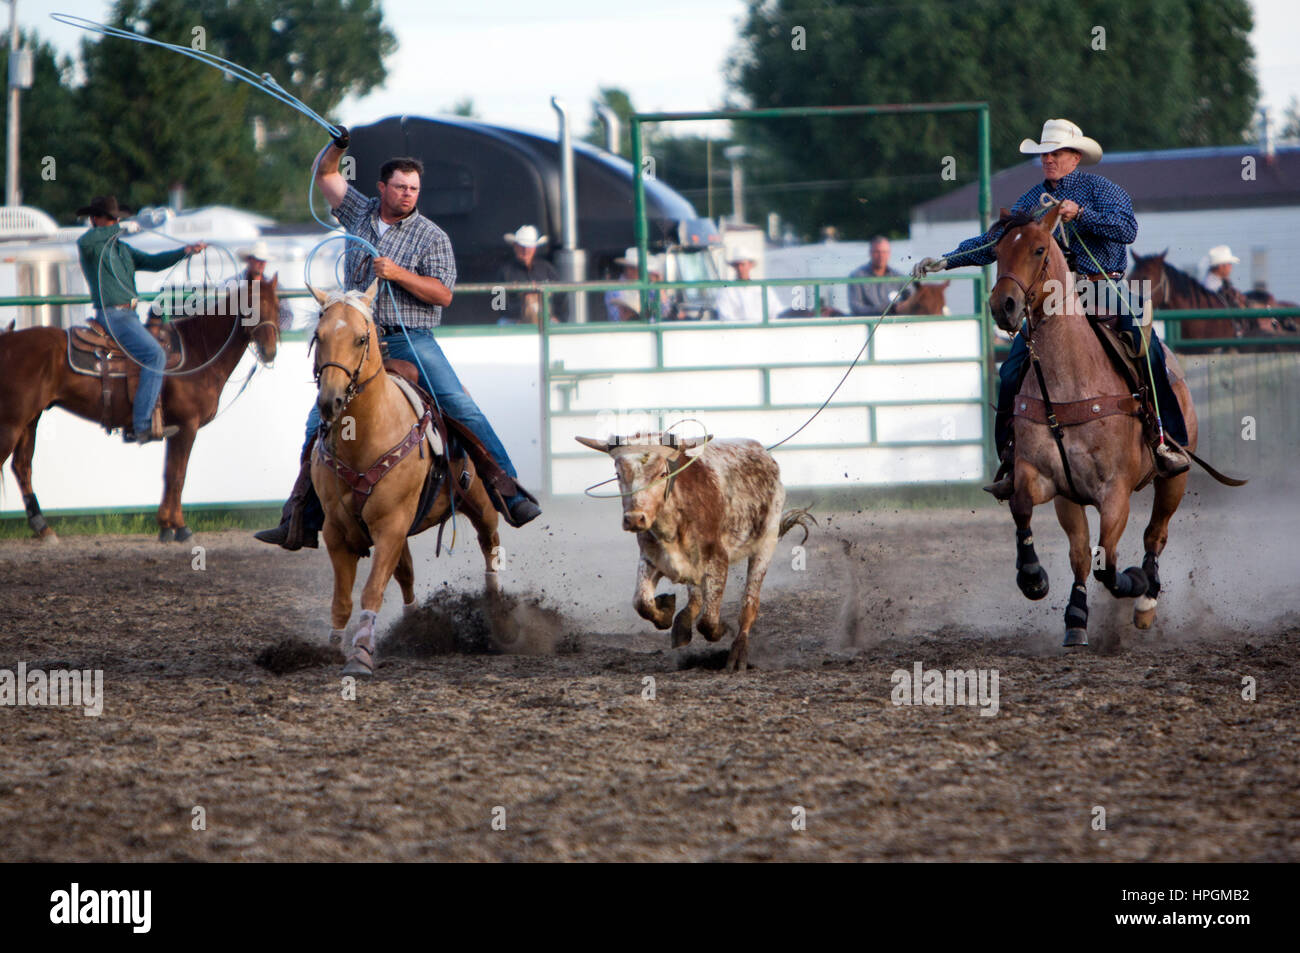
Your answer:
[498,224,565,323]
[606,246,667,321]
[715,252,783,322]
[911,117,1191,497]
[1202,244,1240,295]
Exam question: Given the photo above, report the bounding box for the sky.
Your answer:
[22,0,1300,140]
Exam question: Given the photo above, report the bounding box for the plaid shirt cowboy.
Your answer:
[333,184,457,329]
[943,170,1137,276]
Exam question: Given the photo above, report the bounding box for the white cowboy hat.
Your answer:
[504,225,547,248]
[1019,119,1102,165]
[615,246,663,273]
[1207,245,1240,267]
[239,240,271,262]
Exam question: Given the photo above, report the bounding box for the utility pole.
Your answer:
[5,0,33,207]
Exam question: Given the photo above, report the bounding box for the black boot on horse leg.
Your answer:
[1134,551,1161,630]
[254,440,322,550]
[1093,560,1148,599]
[1063,582,1090,647]
[1014,526,1049,600]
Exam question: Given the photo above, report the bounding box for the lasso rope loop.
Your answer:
[583,419,713,499]
[51,14,340,137]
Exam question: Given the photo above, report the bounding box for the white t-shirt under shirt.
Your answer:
[375,218,391,238]
[715,283,784,322]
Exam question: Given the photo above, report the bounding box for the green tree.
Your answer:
[0,32,84,217]
[444,97,479,118]
[728,0,1259,239]
[584,86,635,156]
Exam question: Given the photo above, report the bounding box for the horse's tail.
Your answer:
[1182,447,1248,487]
[779,506,817,545]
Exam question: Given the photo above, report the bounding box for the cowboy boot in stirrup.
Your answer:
[982,444,1015,501]
[254,457,319,550]
[1154,441,1190,478]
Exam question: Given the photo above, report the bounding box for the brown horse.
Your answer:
[0,276,281,542]
[1127,251,1283,342]
[893,279,949,315]
[991,209,1198,647]
[309,283,500,676]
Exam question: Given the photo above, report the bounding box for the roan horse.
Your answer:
[309,283,501,676]
[0,276,281,542]
[991,208,1200,647]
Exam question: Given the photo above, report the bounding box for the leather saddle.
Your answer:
[67,316,185,432]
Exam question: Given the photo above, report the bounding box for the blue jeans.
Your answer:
[98,306,164,434]
[997,314,1188,449]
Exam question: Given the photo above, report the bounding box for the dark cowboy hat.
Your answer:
[75,195,133,220]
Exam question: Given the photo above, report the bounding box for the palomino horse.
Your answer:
[1128,251,1288,342]
[991,208,1198,647]
[309,283,501,676]
[0,276,281,542]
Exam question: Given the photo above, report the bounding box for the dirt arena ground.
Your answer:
[0,481,1296,862]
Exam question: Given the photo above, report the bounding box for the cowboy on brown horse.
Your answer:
[75,195,207,444]
[912,119,1191,497]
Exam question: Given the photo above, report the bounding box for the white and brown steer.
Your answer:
[577,433,811,671]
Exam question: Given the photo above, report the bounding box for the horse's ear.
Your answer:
[1130,249,1143,265]
[1040,203,1064,234]
[269,272,279,288]
[575,436,611,454]
[308,284,330,306]
[937,280,950,290]
[998,207,1010,219]
[1159,248,1168,259]
[363,279,380,308]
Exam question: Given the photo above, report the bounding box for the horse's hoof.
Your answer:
[174,525,193,543]
[329,628,345,646]
[1134,595,1157,630]
[1017,564,1050,601]
[38,530,60,545]
[1063,627,1089,648]
[342,644,374,677]
[670,609,694,648]
[726,638,749,672]
[402,599,418,616]
[158,527,176,543]
[652,593,676,630]
[699,618,731,643]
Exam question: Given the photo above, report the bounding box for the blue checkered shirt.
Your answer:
[943,170,1137,275]
[333,185,457,329]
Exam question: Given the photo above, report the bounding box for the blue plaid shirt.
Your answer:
[333,185,457,329]
[943,170,1137,275]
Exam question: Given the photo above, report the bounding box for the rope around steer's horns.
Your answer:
[583,419,714,499]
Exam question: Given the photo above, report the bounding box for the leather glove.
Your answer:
[910,256,947,279]
[331,125,350,150]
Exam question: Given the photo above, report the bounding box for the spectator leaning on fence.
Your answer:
[605,247,667,321]
[714,253,783,322]
[495,225,567,324]
[848,236,911,316]
[1201,244,1240,296]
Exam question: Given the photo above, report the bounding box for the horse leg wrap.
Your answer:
[23,493,48,534]
[1141,552,1161,598]
[1064,583,1089,629]
[1014,528,1038,572]
[1096,564,1147,598]
[354,609,378,647]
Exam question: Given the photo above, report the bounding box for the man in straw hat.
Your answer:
[497,225,566,323]
[75,194,207,444]
[606,246,667,321]
[912,118,1190,499]
[715,252,782,322]
[229,240,292,329]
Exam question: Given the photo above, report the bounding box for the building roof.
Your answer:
[912,143,1300,224]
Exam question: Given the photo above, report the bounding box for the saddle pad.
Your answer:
[390,374,444,457]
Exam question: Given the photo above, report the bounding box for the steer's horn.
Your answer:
[575,435,612,454]
[678,435,713,455]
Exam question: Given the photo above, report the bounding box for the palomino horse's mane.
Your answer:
[318,288,375,321]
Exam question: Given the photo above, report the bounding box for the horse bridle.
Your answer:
[994,231,1054,334]
[310,315,382,409]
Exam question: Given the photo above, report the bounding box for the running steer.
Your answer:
[577,433,812,671]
